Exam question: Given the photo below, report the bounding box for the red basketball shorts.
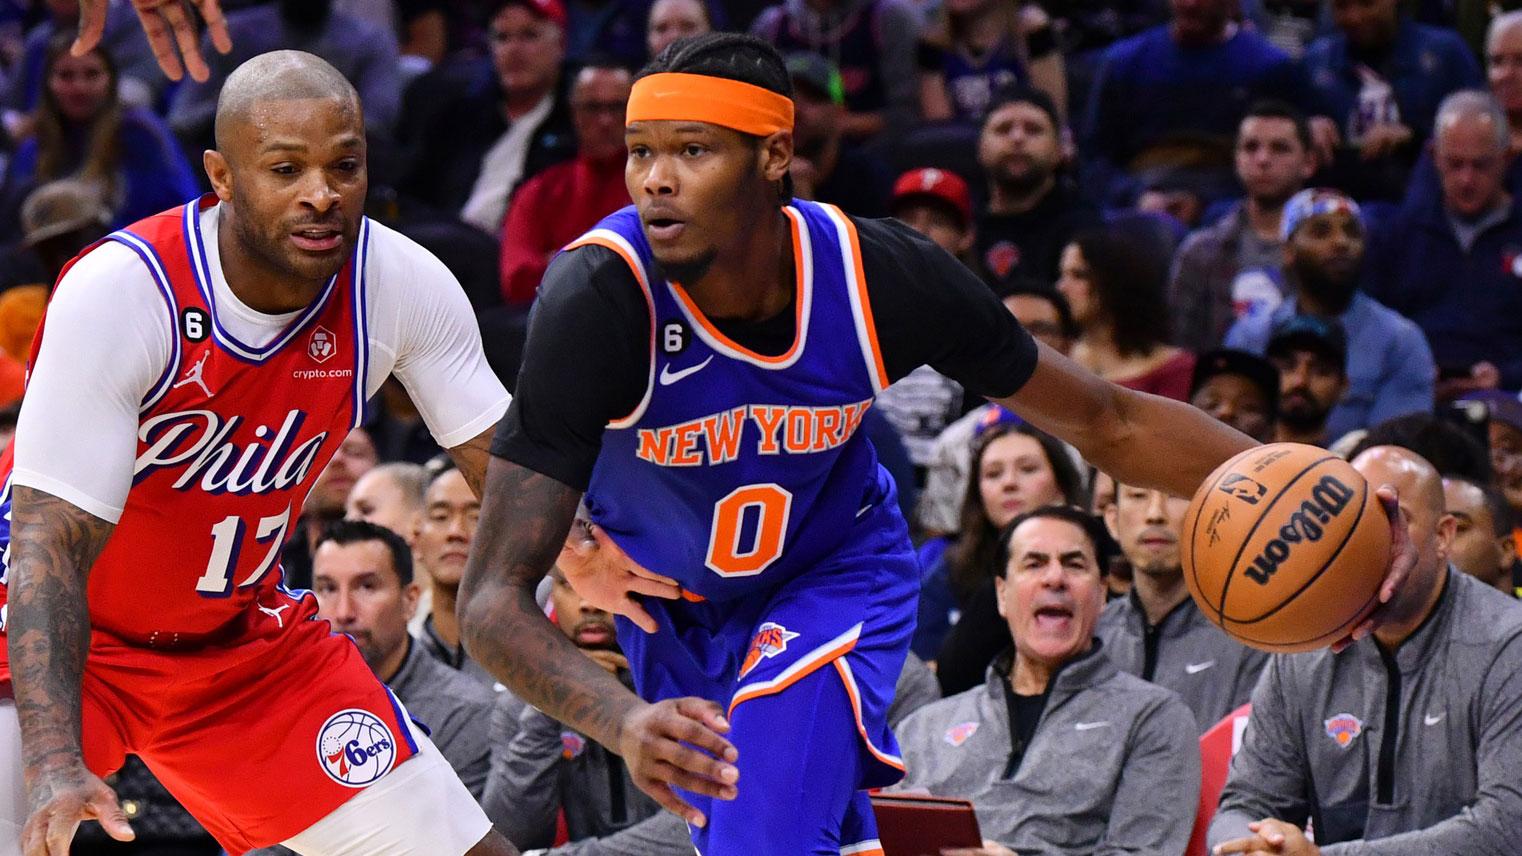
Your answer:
[77,606,418,854]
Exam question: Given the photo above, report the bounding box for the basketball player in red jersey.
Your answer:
[0,52,519,856]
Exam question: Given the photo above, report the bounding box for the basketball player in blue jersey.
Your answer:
[460,33,1414,856]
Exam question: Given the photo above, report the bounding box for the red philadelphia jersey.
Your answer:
[0,195,372,679]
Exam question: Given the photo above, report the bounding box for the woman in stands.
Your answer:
[913,421,1084,678]
[1060,227,1198,401]
[3,35,198,232]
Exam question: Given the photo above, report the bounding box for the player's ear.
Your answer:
[204,149,233,201]
[759,130,792,184]
[994,573,1009,620]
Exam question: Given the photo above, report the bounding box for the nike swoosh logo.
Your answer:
[658,356,713,386]
[1185,660,1217,675]
[1074,721,1110,731]
[1424,713,1444,726]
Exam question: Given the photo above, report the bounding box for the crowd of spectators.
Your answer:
[14,0,1522,853]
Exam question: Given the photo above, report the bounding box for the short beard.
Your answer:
[993,165,1053,200]
[653,250,717,286]
[1278,398,1331,433]
[1293,259,1359,314]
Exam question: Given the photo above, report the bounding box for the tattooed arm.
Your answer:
[7,486,135,854]
[447,424,498,499]
[457,457,739,827]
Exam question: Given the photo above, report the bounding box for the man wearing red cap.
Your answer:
[890,167,975,263]
[498,61,634,307]
[877,167,978,475]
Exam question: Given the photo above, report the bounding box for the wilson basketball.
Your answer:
[1180,443,1391,653]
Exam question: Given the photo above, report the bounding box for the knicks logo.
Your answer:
[739,622,799,678]
[316,709,397,788]
[943,721,979,747]
[1324,713,1363,748]
[984,241,1021,280]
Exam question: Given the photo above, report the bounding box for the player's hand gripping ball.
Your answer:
[1180,443,1392,653]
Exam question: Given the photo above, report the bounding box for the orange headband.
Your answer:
[626,72,794,136]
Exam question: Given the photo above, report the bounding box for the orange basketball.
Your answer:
[1180,443,1392,653]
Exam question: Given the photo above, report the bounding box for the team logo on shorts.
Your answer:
[943,721,979,747]
[1324,713,1363,748]
[316,709,397,787]
[561,731,587,760]
[308,326,337,364]
[739,622,800,678]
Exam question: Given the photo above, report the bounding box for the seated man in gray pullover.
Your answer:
[894,506,1200,856]
[1099,482,1269,733]
[1211,446,1522,855]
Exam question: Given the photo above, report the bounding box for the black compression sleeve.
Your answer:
[855,217,1039,399]
[489,246,649,490]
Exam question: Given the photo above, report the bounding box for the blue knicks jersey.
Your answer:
[578,200,893,601]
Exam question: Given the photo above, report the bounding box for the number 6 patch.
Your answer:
[182,307,210,342]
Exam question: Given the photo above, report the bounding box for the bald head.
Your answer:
[1352,446,1456,633]
[1489,10,1522,54]
[215,51,360,152]
[1352,445,1444,516]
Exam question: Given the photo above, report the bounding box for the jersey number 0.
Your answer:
[705,484,793,577]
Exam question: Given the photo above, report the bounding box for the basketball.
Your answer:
[1180,443,1392,653]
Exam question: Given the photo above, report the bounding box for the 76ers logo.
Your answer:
[739,621,799,678]
[316,709,396,787]
[308,326,337,364]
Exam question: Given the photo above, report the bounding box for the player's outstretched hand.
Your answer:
[561,519,681,633]
[617,697,739,828]
[1330,485,1415,653]
[75,0,232,83]
[22,764,134,856]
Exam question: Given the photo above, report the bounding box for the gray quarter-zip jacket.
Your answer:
[484,689,661,851]
[892,644,1200,855]
[1097,590,1270,733]
[1209,569,1522,854]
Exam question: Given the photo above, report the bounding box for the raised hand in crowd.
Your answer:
[76,0,231,81]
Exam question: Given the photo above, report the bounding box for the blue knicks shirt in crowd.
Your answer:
[577,199,894,601]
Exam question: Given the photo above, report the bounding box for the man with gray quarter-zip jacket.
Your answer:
[1099,482,1269,733]
[893,506,1199,856]
[1211,445,1522,855]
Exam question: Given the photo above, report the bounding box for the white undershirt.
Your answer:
[12,205,510,522]
[458,93,555,233]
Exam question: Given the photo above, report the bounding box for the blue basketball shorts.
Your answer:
[616,497,919,856]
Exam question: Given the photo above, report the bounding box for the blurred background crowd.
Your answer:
[13,0,1522,854]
